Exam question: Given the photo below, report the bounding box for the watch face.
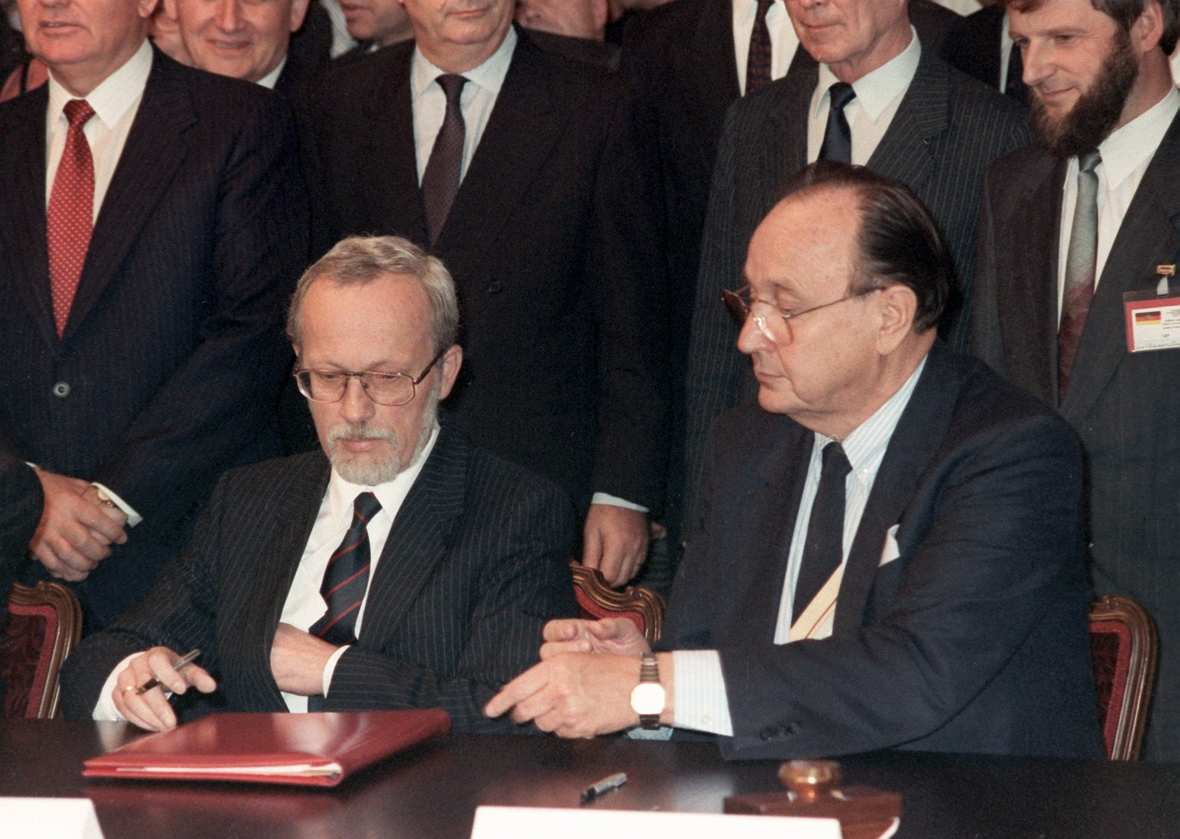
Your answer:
[630,682,666,716]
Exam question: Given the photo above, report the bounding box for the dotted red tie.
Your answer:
[47,99,96,338]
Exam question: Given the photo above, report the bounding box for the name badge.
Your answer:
[1124,267,1180,353]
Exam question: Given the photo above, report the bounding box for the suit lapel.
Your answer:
[722,422,812,646]
[1061,113,1180,424]
[62,50,196,342]
[433,33,563,277]
[0,88,58,351]
[833,343,961,637]
[867,49,948,194]
[998,155,1065,406]
[686,0,740,167]
[766,67,814,189]
[356,423,467,646]
[360,45,427,244]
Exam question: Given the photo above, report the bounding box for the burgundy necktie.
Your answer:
[47,99,96,338]
[1058,150,1102,401]
[421,74,467,246]
[746,0,775,94]
[309,492,382,646]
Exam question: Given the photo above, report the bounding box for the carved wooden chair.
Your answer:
[570,562,666,644]
[1089,595,1158,760]
[2,581,83,718]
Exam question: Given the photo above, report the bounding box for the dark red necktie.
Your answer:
[47,99,96,338]
[310,492,382,646]
[421,74,467,246]
[746,0,774,94]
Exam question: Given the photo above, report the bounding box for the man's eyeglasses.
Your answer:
[295,347,447,407]
[721,285,883,343]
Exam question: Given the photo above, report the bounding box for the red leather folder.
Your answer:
[83,710,451,787]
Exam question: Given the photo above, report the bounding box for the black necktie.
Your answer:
[421,74,467,246]
[1005,43,1026,105]
[746,0,774,94]
[309,492,382,646]
[818,82,856,164]
[793,442,852,623]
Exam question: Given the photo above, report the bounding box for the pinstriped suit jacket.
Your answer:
[971,113,1180,760]
[59,421,578,731]
[682,44,1031,531]
[0,48,308,628]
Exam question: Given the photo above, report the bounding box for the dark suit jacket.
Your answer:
[665,342,1102,760]
[0,453,44,708]
[971,113,1180,760]
[60,421,578,731]
[682,42,1031,527]
[299,29,667,514]
[0,48,308,629]
[940,5,1027,104]
[276,0,332,97]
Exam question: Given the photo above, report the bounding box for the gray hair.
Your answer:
[287,236,460,353]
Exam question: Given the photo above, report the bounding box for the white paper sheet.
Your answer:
[470,805,843,839]
[0,798,104,839]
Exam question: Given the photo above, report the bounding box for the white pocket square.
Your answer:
[879,524,901,567]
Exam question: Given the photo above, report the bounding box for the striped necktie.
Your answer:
[309,491,382,646]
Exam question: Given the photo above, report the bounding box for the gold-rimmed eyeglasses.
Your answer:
[294,347,447,406]
[721,285,884,343]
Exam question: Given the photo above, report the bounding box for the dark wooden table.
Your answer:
[2,719,1179,838]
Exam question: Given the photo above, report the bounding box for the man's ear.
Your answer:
[875,284,918,353]
[437,344,463,401]
[161,0,180,23]
[289,0,311,33]
[1132,0,1165,54]
[139,0,158,21]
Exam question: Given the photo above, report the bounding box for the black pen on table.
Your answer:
[580,772,627,803]
[136,648,202,695]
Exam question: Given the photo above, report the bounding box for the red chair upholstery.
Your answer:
[570,562,666,644]
[1089,596,1157,761]
[2,581,83,718]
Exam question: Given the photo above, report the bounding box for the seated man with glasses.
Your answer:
[485,162,1103,759]
[60,236,577,732]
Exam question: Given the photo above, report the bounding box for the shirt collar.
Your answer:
[1094,85,1180,192]
[814,353,928,478]
[47,39,153,130]
[257,56,287,90]
[411,25,517,101]
[814,25,920,123]
[326,421,440,525]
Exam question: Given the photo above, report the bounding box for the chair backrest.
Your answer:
[569,562,666,645]
[1089,595,1158,761]
[1,581,83,718]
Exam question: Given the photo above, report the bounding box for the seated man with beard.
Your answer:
[60,236,578,732]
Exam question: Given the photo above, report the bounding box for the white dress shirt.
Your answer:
[410,27,517,185]
[93,425,440,720]
[731,0,799,96]
[1055,86,1180,321]
[257,58,287,90]
[44,38,153,527]
[998,11,1015,94]
[672,357,927,737]
[806,27,921,165]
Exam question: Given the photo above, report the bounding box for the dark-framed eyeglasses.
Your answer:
[721,285,884,344]
[294,346,447,407]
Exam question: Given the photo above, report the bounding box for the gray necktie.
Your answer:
[1058,150,1101,401]
[421,74,467,246]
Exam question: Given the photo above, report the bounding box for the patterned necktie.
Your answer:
[1058,150,1102,402]
[310,492,382,646]
[818,82,856,164]
[47,99,96,338]
[421,74,468,246]
[745,0,775,94]
[793,442,852,623]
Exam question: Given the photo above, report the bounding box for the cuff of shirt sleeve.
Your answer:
[91,483,143,527]
[322,645,350,697]
[590,493,649,513]
[671,649,733,736]
[93,653,143,721]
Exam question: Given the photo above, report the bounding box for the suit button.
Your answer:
[760,727,776,741]
[52,382,70,398]
[486,280,502,294]
[783,723,800,736]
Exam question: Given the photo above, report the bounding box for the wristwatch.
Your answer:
[629,652,666,730]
